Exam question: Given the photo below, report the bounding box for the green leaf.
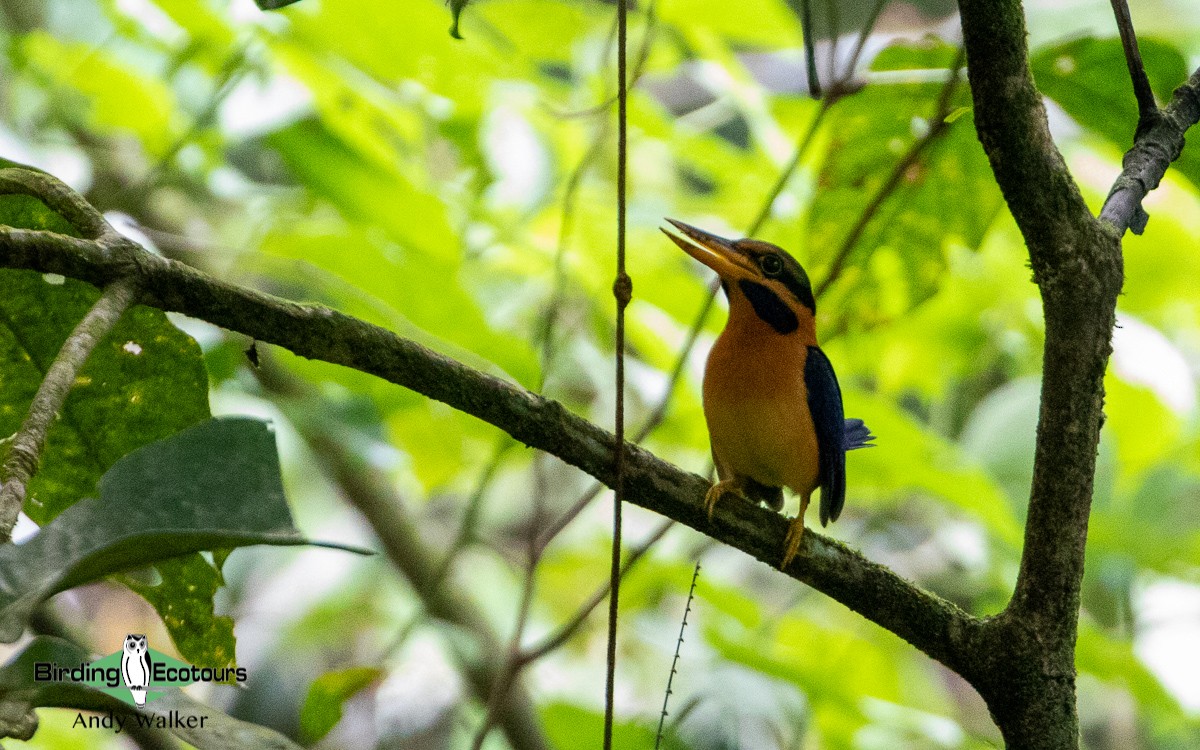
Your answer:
[0,417,366,642]
[808,81,1003,325]
[266,119,457,261]
[870,37,961,72]
[117,554,237,671]
[542,702,658,750]
[0,271,210,525]
[256,223,540,389]
[1031,36,1200,191]
[298,666,382,744]
[17,32,181,157]
[1076,621,1183,718]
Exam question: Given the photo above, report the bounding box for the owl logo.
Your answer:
[120,634,152,708]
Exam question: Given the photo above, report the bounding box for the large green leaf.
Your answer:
[0,270,210,524]
[807,81,1003,326]
[0,417,365,642]
[117,553,238,671]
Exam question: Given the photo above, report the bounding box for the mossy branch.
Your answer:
[0,168,983,680]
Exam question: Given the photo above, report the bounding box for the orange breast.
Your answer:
[703,292,820,498]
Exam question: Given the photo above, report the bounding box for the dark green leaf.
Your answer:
[117,554,237,671]
[0,271,209,524]
[0,417,367,642]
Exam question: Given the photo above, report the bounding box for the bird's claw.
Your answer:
[704,479,746,522]
[703,481,727,522]
[781,515,806,569]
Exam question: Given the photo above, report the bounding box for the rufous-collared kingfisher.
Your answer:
[663,219,874,568]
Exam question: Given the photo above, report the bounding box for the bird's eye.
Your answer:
[759,254,784,277]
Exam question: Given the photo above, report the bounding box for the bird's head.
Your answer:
[663,218,816,340]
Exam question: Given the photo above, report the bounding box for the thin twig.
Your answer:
[844,0,889,81]
[519,519,673,665]
[1108,0,1158,133]
[655,562,700,750]
[604,0,631,743]
[0,275,140,540]
[800,0,820,97]
[814,50,966,299]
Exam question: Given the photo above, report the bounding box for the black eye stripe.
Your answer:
[738,279,799,334]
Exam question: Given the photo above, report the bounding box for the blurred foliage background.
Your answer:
[1,0,1199,747]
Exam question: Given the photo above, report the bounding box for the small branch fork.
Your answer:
[1100,66,1200,235]
[0,172,144,542]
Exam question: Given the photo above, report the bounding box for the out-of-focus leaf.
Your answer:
[0,270,209,524]
[659,0,799,47]
[266,120,456,261]
[150,0,238,61]
[1077,621,1183,717]
[848,392,1023,546]
[542,702,658,750]
[1032,36,1200,190]
[809,82,1003,327]
[256,223,539,388]
[298,666,382,744]
[0,417,367,642]
[870,38,961,72]
[17,32,180,156]
[281,0,520,115]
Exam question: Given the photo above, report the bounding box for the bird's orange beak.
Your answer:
[662,219,755,280]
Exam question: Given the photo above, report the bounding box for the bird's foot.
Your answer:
[781,515,806,569]
[703,479,743,522]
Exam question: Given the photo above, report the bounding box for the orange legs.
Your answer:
[780,494,811,569]
[703,476,748,521]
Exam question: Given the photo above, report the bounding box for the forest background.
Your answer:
[1,0,1199,748]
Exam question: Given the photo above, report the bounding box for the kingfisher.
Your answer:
[663,219,874,568]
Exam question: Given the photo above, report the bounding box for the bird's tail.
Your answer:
[843,418,876,451]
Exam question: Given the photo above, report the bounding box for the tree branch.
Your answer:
[1108,0,1158,130]
[0,169,981,678]
[1100,66,1200,235]
[957,1,1128,745]
[0,275,140,541]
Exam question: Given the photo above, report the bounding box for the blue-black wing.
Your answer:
[805,346,865,525]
